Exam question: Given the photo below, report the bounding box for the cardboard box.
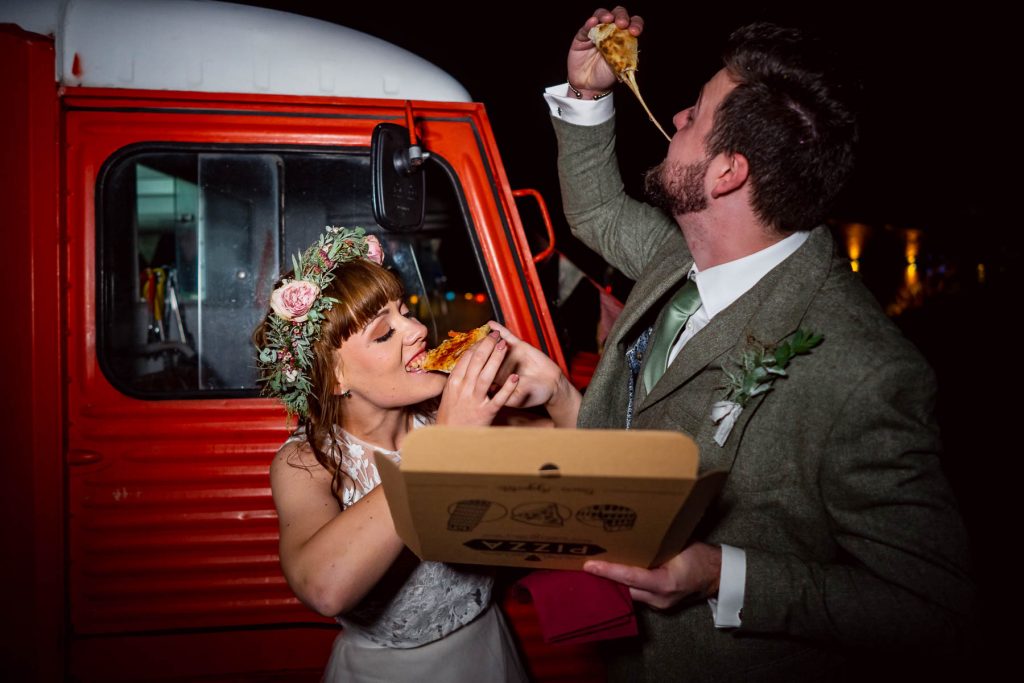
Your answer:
[376,426,727,570]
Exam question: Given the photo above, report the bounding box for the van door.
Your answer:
[63,88,561,680]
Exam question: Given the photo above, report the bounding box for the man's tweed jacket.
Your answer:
[555,116,974,681]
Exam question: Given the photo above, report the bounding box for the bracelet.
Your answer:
[567,81,612,100]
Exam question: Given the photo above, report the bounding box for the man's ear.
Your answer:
[332,347,347,395]
[709,152,749,198]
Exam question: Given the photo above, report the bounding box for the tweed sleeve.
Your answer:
[551,115,680,281]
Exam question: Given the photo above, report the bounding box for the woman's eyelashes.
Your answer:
[372,305,411,343]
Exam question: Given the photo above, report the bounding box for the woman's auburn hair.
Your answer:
[256,259,409,502]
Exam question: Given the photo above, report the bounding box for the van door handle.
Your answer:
[67,450,103,466]
[512,188,556,264]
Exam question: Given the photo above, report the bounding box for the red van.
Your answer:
[2,1,602,680]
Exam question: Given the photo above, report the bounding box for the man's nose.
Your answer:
[672,108,691,131]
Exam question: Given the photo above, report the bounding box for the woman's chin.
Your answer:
[407,371,447,401]
[351,371,446,411]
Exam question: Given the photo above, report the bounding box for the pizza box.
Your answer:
[375,426,727,570]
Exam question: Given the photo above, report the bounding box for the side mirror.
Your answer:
[371,122,427,232]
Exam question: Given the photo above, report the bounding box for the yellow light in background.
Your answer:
[887,227,924,317]
[844,222,868,272]
[464,292,474,301]
[977,263,986,284]
[904,228,921,288]
[409,294,419,305]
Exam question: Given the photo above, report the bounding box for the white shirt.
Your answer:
[544,83,615,125]
[545,83,811,628]
[669,231,810,366]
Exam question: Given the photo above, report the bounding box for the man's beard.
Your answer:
[642,156,712,216]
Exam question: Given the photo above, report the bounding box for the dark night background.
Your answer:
[246,0,1015,670]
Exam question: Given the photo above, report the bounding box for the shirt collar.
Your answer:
[690,230,810,319]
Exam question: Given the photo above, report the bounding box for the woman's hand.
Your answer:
[487,321,582,428]
[567,6,644,95]
[436,331,519,426]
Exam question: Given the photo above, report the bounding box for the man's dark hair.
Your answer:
[706,23,859,233]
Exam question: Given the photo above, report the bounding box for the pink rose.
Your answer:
[270,280,321,322]
[365,235,385,265]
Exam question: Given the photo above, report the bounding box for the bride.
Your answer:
[253,227,527,682]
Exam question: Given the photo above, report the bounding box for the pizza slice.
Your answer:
[407,324,491,373]
[588,23,671,142]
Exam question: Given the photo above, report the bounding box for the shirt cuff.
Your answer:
[543,83,615,126]
[707,544,745,628]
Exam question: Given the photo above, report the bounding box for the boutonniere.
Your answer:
[711,329,823,446]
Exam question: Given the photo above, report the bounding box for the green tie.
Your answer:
[643,279,702,392]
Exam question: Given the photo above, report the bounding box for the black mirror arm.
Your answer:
[393,145,431,175]
[397,100,430,174]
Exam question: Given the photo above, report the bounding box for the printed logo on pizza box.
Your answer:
[462,539,607,556]
[445,499,638,533]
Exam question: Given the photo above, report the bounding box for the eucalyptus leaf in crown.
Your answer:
[256,226,384,418]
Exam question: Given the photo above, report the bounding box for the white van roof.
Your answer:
[3,0,471,102]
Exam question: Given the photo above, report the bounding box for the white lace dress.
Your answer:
[282,418,527,682]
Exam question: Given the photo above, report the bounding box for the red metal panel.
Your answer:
[0,25,65,683]
[68,414,302,632]
[64,109,295,636]
[69,627,337,683]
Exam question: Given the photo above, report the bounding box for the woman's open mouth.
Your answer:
[405,350,426,373]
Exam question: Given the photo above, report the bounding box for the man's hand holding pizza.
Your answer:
[567,6,643,97]
[486,321,581,428]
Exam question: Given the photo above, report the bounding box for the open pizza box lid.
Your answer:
[375,426,726,570]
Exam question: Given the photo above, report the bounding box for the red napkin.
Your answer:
[515,570,638,645]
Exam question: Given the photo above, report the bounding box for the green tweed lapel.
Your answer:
[741,226,835,347]
[577,233,691,428]
[637,227,836,416]
[605,233,692,351]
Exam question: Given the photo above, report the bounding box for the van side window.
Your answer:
[98,149,496,398]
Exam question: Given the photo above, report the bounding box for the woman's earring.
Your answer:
[340,389,352,398]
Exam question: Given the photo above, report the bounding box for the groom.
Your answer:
[500,6,975,681]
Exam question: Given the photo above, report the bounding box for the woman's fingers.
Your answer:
[489,373,520,409]
[486,320,519,343]
[446,330,508,400]
[459,332,499,389]
[476,336,508,391]
[448,331,494,383]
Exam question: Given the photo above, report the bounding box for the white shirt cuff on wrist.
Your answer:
[543,83,615,126]
[707,544,746,628]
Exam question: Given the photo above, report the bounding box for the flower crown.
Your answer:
[256,226,384,418]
